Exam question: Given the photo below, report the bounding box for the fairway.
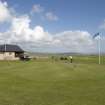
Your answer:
[0,57,105,105]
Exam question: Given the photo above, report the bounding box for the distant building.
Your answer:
[0,44,24,60]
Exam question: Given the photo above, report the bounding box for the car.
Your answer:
[20,55,31,61]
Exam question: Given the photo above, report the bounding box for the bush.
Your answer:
[60,57,68,60]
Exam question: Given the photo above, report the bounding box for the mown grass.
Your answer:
[0,56,105,105]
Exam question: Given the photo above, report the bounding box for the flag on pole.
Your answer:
[93,32,101,64]
[93,32,100,39]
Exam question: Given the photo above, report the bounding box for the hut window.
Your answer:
[0,52,4,54]
[9,52,12,55]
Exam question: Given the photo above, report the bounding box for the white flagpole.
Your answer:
[4,42,6,60]
[4,44,6,52]
[98,35,101,64]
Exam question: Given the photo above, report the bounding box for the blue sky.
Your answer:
[5,0,105,33]
[0,0,105,53]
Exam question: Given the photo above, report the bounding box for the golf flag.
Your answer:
[93,32,101,64]
[93,32,100,39]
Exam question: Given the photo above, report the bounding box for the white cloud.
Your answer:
[100,19,105,29]
[2,16,96,53]
[0,27,97,53]
[30,4,59,22]
[7,15,52,42]
[31,4,44,14]
[0,1,12,22]
[45,12,58,21]
[52,31,96,53]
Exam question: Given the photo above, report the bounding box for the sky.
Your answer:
[0,0,105,53]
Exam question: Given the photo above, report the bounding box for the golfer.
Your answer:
[69,56,73,63]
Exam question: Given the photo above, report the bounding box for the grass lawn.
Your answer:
[0,56,105,105]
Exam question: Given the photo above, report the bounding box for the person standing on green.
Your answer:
[69,56,73,63]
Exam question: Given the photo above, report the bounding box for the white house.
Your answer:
[0,44,24,60]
